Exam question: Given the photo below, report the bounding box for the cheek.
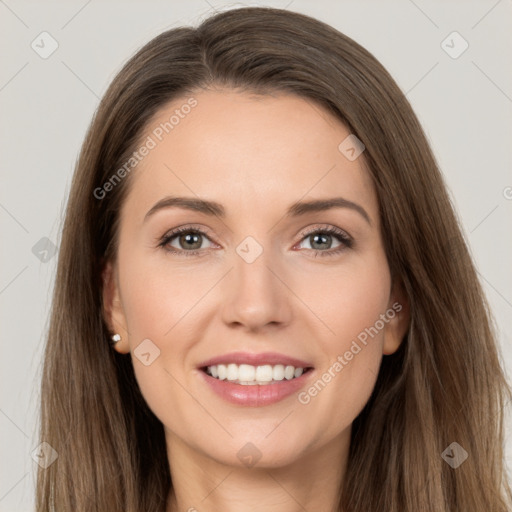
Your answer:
[115,247,194,397]
[119,262,192,427]
[119,248,202,341]
[297,251,391,429]
[313,247,391,351]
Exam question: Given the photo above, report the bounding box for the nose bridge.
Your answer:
[222,233,291,329]
[235,233,279,297]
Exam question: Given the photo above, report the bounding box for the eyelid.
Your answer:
[163,224,351,243]
[298,224,352,242]
[160,223,217,241]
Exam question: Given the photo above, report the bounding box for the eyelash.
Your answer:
[157,224,353,258]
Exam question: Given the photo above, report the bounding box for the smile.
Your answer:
[203,363,311,385]
[198,364,315,407]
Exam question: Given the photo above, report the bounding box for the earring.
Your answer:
[111,333,121,344]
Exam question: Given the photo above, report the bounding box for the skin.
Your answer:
[102,89,410,512]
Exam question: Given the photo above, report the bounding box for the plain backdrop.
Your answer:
[1,1,511,510]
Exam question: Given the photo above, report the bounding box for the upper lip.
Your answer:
[198,351,314,369]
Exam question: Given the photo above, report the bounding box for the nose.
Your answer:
[220,240,292,332]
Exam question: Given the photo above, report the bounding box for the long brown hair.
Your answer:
[36,6,512,511]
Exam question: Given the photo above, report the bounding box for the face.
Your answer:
[102,89,409,469]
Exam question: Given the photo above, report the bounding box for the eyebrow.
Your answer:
[143,195,372,225]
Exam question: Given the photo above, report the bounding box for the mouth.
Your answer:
[197,358,316,407]
[200,363,314,386]
[200,363,313,386]
[196,351,315,406]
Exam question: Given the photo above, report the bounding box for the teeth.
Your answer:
[217,364,227,380]
[239,364,256,381]
[256,365,273,382]
[205,363,308,385]
[226,363,238,381]
[273,364,285,381]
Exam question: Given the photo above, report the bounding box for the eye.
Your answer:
[158,225,216,257]
[295,226,353,257]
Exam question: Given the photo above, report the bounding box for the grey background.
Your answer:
[1,0,511,510]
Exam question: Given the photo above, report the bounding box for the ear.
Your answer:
[101,260,130,354]
[382,279,410,355]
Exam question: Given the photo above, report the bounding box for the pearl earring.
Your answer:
[111,333,121,344]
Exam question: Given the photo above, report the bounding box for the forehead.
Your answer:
[121,89,377,224]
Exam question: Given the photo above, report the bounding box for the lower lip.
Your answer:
[198,368,314,407]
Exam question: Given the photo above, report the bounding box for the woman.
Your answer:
[36,6,512,511]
